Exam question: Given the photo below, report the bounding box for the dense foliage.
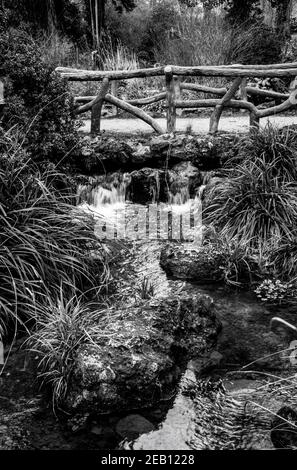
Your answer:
[0,132,107,337]
[0,27,80,163]
[204,125,297,303]
[204,126,297,245]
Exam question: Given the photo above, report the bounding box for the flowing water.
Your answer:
[78,171,203,246]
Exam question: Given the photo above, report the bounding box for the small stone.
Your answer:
[90,425,103,435]
[160,245,225,283]
[116,414,155,439]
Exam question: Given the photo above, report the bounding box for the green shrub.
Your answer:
[255,279,297,305]
[0,131,108,336]
[0,28,80,163]
[203,228,260,286]
[230,124,297,181]
[139,0,177,64]
[230,23,282,65]
[155,10,233,67]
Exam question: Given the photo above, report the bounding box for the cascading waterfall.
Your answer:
[77,173,131,220]
[78,169,205,244]
[168,186,190,206]
[78,171,202,209]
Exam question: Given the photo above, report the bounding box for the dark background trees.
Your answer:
[85,0,136,49]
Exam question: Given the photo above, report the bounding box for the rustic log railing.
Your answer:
[56,63,297,135]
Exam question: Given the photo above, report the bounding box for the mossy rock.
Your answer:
[65,293,221,417]
[160,245,225,283]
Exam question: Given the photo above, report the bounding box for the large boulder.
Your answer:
[65,293,221,416]
[160,245,225,283]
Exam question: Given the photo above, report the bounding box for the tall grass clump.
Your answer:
[155,10,233,67]
[204,125,297,248]
[27,294,105,408]
[230,124,297,181]
[229,22,282,65]
[0,131,109,337]
[100,38,139,71]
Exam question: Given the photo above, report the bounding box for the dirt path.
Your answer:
[81,114,297,135]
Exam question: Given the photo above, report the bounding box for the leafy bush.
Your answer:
[228,124,297,179]
[0,131,108,336]
[0,28,80,163]
[137,0,177,64]
[230,23,282,65]
[255,279,297,305]
[105,0,151,62]
[202,228,260,286]
[1,0,87,45]
[155,9,233,67]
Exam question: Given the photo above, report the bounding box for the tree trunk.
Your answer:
[275,0,293,39]
[89,0,106,50]
[90,0,95,46]
[46,0,57,35]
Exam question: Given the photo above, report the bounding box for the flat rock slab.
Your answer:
[116,414,155,440]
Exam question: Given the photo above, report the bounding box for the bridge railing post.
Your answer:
[111,80,118,116]
[240,77,248,113]
[91,77,110,134]
[165,66,176,133]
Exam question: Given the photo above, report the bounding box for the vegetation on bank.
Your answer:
[0,130,110,337]
[203,125,297,304]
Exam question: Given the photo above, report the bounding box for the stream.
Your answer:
[76,170,297,450]
[1,169,296,450]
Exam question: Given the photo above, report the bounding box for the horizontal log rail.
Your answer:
[180,83,289,100]
[175,98,258,113]
[56,66,165,81]
[55,62,297,135]
[75,92,166,107]
[57,64,297,81]
[171,66,297,78]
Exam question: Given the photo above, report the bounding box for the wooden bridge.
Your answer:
[2,65,297,135]
[56,62,297,135]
